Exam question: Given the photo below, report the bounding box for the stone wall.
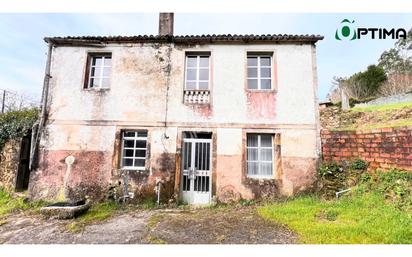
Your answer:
[321,127,412,171]
[354,92,412,108]
[0,139,21,190]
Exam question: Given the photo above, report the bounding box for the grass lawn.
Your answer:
[258,193,412,244]
[332,119,412,131]
[351,102,412,112]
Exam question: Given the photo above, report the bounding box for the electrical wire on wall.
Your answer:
[161,43,173,153]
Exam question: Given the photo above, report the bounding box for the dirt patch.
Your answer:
[0,212,152,244]
[0,206,296,244]
[146,206,297,244]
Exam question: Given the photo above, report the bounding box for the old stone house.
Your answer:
[29,14,323,204]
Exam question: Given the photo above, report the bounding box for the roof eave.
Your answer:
[44,35,324,46]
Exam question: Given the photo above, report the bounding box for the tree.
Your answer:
[0,89,38,114]
[378,73,412,96]
[378,28,412,74]
[326,77,342,103]
[377,28,412,96]
[338,65,387,99]
[355,65,387,95]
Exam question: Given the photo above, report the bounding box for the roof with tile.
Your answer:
[44,34,324,45]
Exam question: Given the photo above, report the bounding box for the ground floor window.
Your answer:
[121,130,148,170]
[246,134,274,178]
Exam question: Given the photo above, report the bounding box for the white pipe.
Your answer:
[156,182,161,205]
[29,42,53,170]
[336,188,351,198]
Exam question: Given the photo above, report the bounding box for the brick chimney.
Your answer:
[159,13,174,36]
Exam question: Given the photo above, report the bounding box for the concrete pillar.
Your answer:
[341,87,350,110]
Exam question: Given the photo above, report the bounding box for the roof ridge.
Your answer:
[44,34,324,44]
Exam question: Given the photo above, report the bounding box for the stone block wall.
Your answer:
[321,127,412,171]
[0,139,21,190]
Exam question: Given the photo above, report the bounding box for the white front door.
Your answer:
[181,138,212,205]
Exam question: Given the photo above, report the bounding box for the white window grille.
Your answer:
[246,134,274,178]
[247,55,272,90]
[121,130,148,170]
[86,54,112,89]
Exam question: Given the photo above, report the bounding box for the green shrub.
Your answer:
[319,159,369,198]
[373,169,412,210]
[0,108,38,150]
[350,158,368,170]
[319,162,343,177]
[239,199,255,206]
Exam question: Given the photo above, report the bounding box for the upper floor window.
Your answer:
[121,130,148,170]
[85,53,112,89]
[185,54,210,90]
[246,134,274,178]
[247,54,272,90]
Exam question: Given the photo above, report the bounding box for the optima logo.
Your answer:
[335,19,407,41]
[335,19,357,41]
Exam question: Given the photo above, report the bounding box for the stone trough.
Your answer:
[40,200,91,219]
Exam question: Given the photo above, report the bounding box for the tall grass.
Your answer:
[0,189,46,217]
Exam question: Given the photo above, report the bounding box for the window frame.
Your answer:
[247,54,273,90]
[246,133,274,179]
[120,130,148,171]
[84,53,112,90]
[184,54,211,91]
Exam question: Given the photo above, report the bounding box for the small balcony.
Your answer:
[184,90,210,104]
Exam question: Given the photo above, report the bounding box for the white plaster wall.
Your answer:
[280,129,318,158]
[45,42,318,154]
[41,124,116,151]
[150,127,178,155]
[48,43,316,125]
[216,128,243,155]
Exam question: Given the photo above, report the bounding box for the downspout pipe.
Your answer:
[30,42,53,170]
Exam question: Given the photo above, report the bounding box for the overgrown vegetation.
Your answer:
[318,159,368,198]
[259,162,412,244]
[0,108,38,150]
[0,188,46,217]
[147,214,165,229]
[320,103,412,131]
[357,169,412,211]
[65,201,120,233]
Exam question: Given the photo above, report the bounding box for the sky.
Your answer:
[0,13,411,101]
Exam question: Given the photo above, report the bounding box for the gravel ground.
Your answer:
[0,206,297,244]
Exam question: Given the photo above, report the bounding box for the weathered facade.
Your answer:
[29,15,323,204]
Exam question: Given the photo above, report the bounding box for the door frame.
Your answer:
[175,129,217,204]
[180,137,212,205]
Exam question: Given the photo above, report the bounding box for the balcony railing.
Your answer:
[184,90,210,104]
